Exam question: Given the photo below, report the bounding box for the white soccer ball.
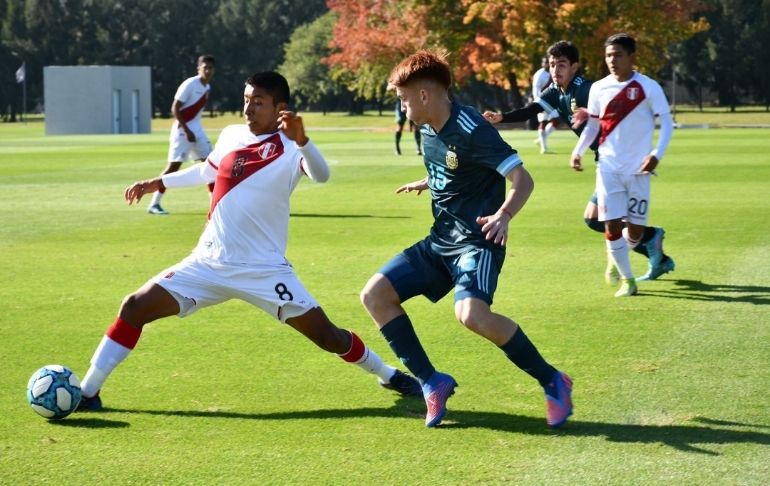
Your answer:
[26,365,82,419]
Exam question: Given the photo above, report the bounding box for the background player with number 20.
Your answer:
[570,34,674,297]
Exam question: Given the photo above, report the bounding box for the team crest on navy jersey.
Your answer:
[570,98,578,113]
[232,155,246,177]
[627,87,640,100]
[446,149,458,169]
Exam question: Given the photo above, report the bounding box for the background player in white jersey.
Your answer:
[532,57,560,154]
[147,55,216,215]
[76,71,421,411]
[570,34,674,297]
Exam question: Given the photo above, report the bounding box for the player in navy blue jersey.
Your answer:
[484,41,674,283]
[360,50,573,428]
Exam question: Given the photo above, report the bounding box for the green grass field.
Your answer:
[1,118,768,485]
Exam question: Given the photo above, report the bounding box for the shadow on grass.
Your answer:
[50,417,130,429]
[77,398,769,455]
[643,279,770,305]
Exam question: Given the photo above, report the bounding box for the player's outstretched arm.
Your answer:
[125,178,163,205]
[396,177,429,195]
[482,111,503,124]
[125,162,215,205]
[476,165,534,246]
[570,117,599,172]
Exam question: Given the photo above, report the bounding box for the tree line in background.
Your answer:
[1,0,768,123]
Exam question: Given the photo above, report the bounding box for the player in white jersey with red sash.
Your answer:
[75,72,421,411]
[570,34,673,297]
[532,57,560,154]
[147,55,216,215]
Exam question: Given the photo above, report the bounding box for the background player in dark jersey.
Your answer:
[483,41,674,283]
[360,50,573,428]
[394,98,422,155]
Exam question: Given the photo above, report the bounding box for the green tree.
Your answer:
[279,12,342,114]
[205,0,327,113]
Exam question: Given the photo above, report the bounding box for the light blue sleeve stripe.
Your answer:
[496,153,523,176]
[537,98,555,113]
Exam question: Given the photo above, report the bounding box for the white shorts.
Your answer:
[595,170,652,226]
[537,109,559,123]
[168,127,212,163]
[151,255,319,323]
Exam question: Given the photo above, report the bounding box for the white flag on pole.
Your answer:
[15,62,25,84]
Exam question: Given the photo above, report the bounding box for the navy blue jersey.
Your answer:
[537,74,597,151]
[420,102,522,257]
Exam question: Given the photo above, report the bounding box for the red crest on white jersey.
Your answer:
[258,142,277,159]
[627,87,639,100]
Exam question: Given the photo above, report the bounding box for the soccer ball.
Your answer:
[26,365,82,419]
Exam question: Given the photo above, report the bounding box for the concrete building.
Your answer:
[43,65,151,135]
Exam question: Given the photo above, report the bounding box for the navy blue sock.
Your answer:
[584,217,605,234]
[499,327,557,388]
[379,314,435,383]
[632,226,657,257]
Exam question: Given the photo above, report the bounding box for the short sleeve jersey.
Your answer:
[193,125,305,265]
[421,102,522,257]
[537,74,593,140]
[587,71,670,173]
[172,75,210,133]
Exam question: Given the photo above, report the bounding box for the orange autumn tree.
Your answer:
[553,0,709,78]
[325,0,433,101]
[460,0,708,94]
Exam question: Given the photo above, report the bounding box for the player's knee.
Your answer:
[584,217,605,234]
[118,293,148,328]
[455,304,486,334]
[360,275,393,312]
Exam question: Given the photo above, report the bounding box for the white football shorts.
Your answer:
[151,255,319,323]
[537,109,559,123]
[595,169,652,226]
[168,127,212,163]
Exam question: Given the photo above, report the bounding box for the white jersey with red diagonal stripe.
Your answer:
[171,75,210,134]
[193,124,304,265]
[587,71,670,173]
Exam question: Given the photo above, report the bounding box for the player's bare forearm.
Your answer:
[476,166,534,246]
[172,101,195,141]
[503,165,534,218]
[125,178,164,205]
[396,177,428,195]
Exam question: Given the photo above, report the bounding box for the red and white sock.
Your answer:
[338,331,396,383]
[81,317,142,398]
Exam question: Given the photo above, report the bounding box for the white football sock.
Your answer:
[607,237,634,279]
[354,347,396,383]
[544,123,556,136]
[80,336,132,397]
[622,227,641,249]
[149,191,163,207]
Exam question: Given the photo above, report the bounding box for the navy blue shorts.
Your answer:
[378,237,504,305]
